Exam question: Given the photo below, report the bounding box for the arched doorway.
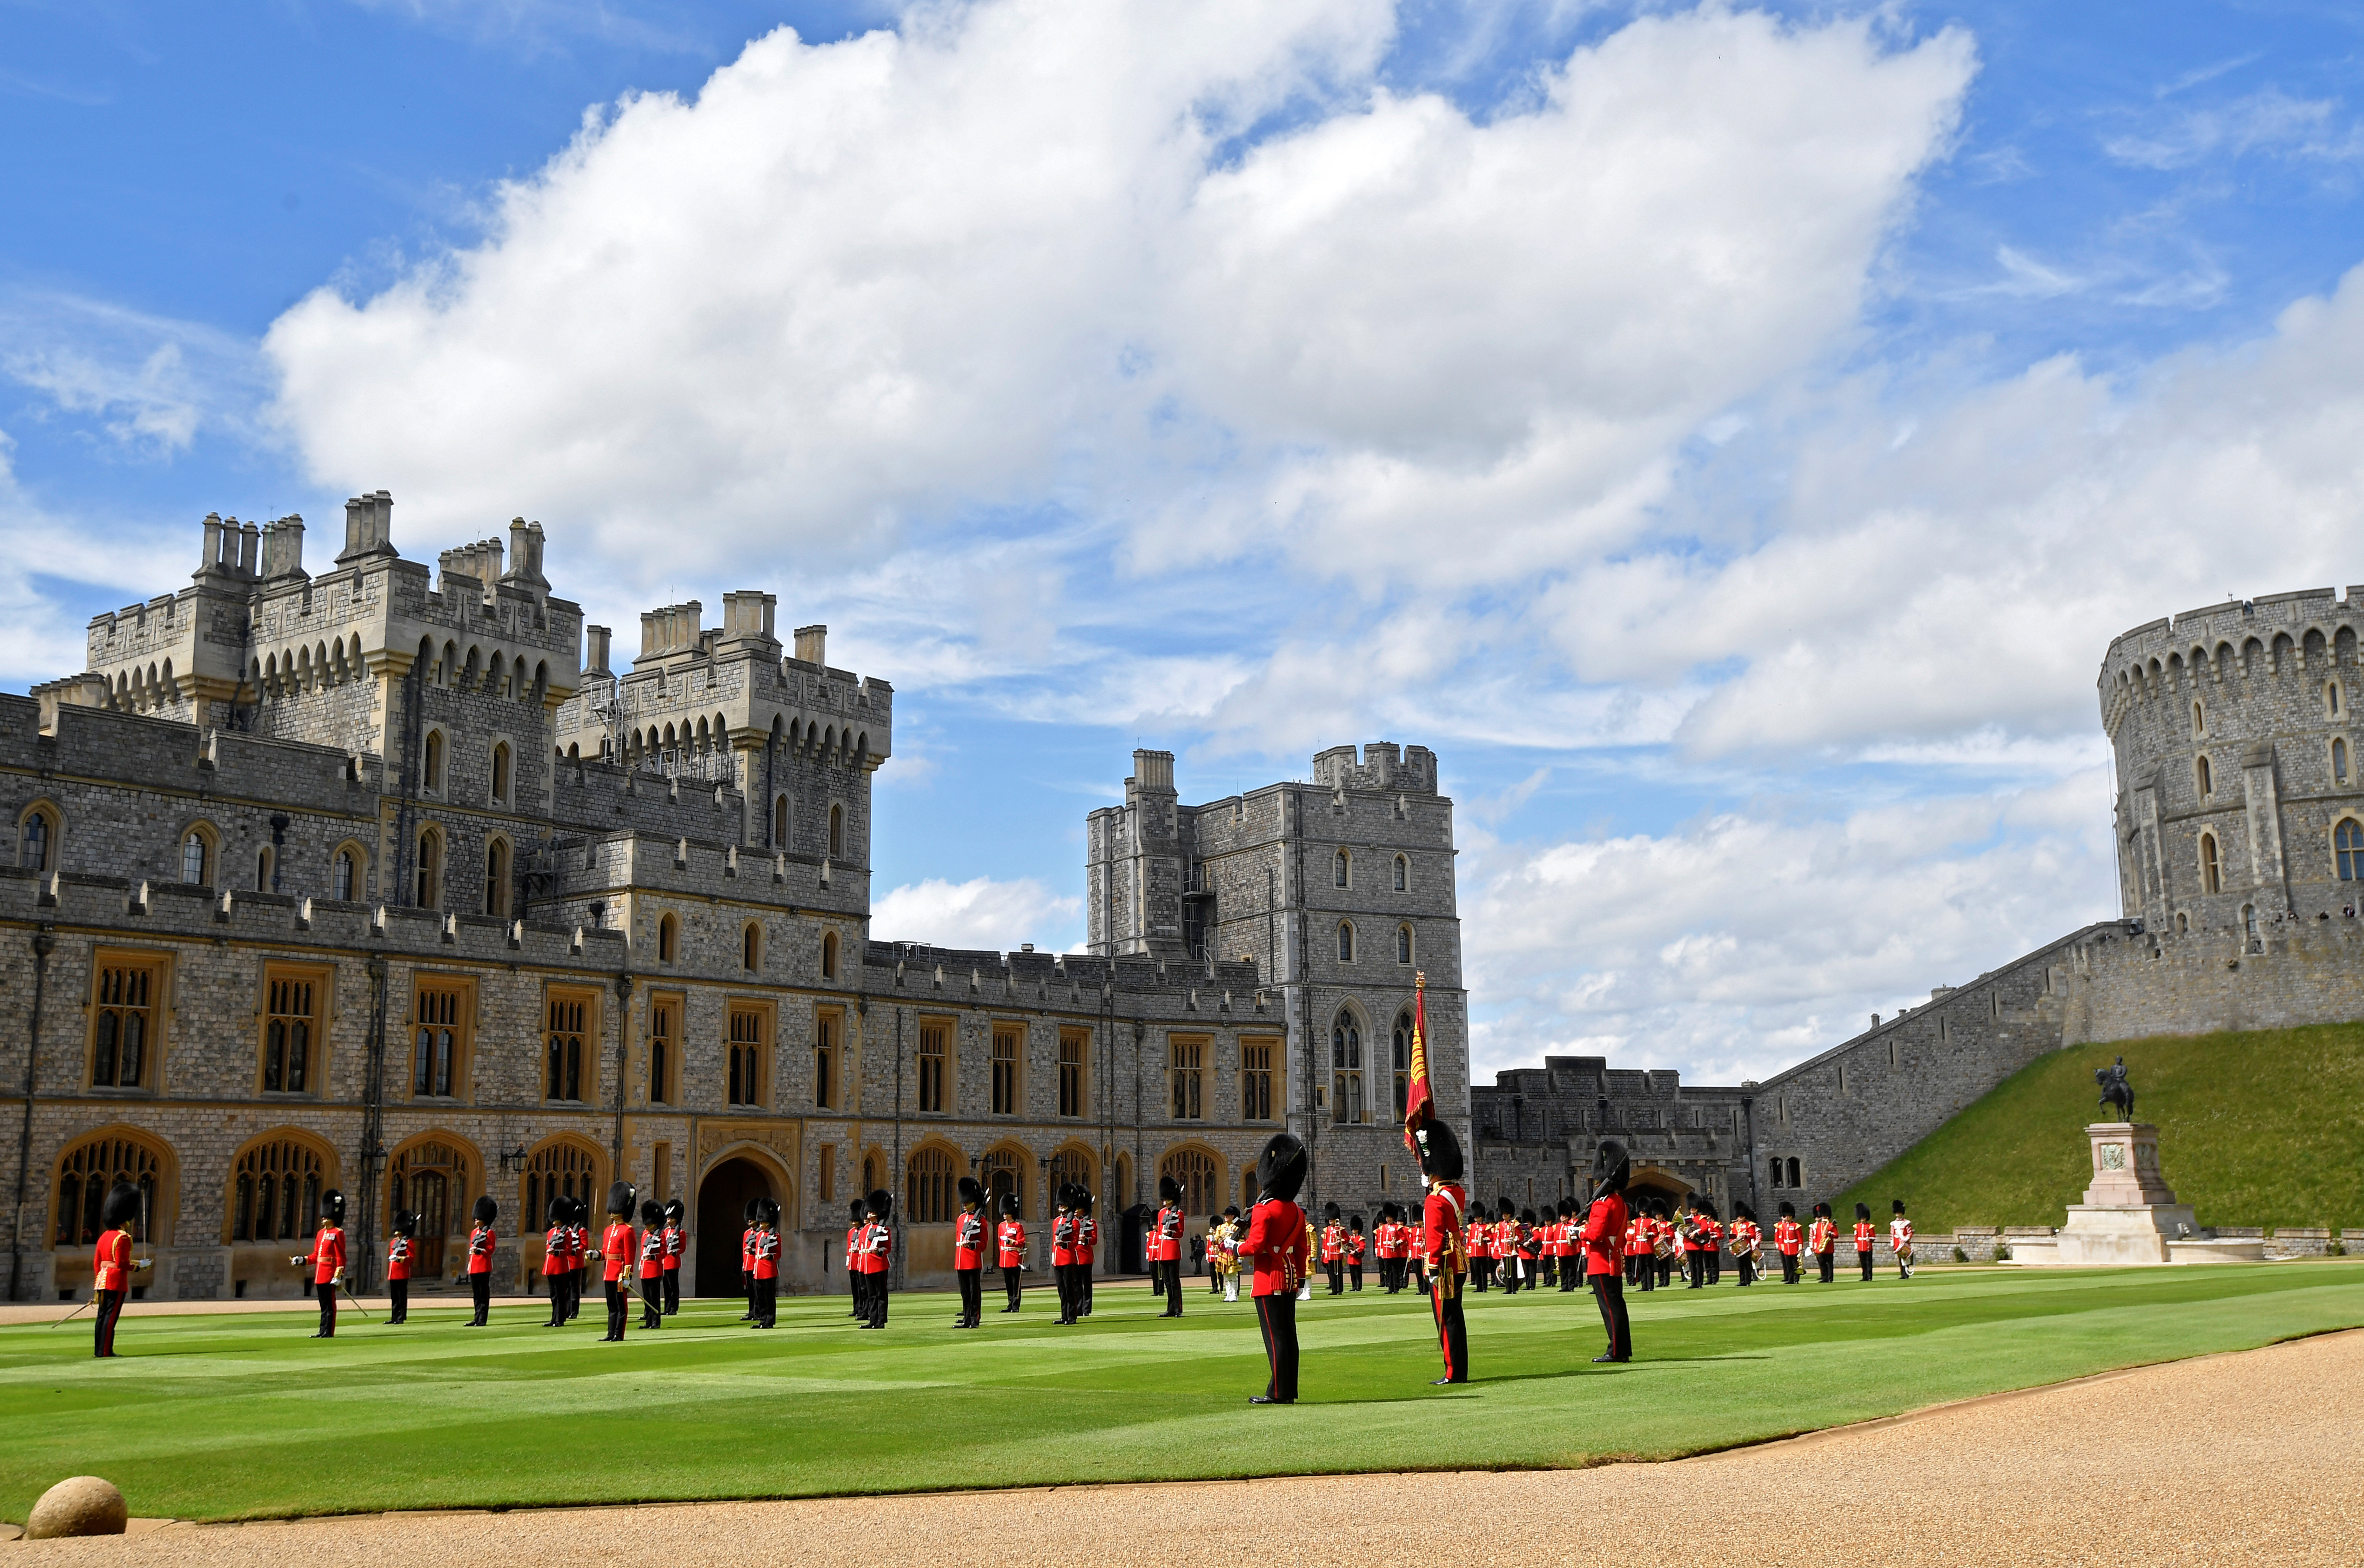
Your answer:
[1626,1166,1692,1215]
[696,1156,774,1298]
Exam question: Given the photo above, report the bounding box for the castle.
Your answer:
[1467,587,2364,1225]
[0,497,1467,1302]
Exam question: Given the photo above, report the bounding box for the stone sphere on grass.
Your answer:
[25,1476,128,1538]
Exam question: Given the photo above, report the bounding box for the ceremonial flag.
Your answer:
[1402,971,1433,1152]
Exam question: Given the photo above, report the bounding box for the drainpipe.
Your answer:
[9,926,56,1303]
[611,973,635,1179]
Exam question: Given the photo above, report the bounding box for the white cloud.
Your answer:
[871,874,1083,953]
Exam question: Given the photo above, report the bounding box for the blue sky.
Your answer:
[6,0,2364,1086]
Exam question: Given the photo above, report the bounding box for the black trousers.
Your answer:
[1471,1258,1489,1292]
[1430,1272,1467,1383]
[1780,1253,1800,1284]
[1348,1262,1363,1292]
[1055,1262,1077,1322]
[1818,1251,1836,1283]
[1002,1265,1023,1310]
[1858,1249,1875,1281]
[568,1269,585,1319]
[664,1269,680,1313]
[1326,1259,1344,1295]
[94,1287,124,1356]
[1254,1290,1299,1401]
[470,1272,491,1324]
[755,1276,778,1327]
[390,1278,410,1324]
[1656,1256,1673,1289]
[1590,1271,1631,1360]
[863,1270,889,1326]
[1499,1259,1519,1295]
[640,1274,663,1328]
[1560,1258,1579,1291]
[1410,1262,1427,1294]
[1708,1253,1722,1285]
[1686,1252,1706,1288]
[1737,1255,1756,1286]
[1153,1259,1184,1311]
[744,1267,757,1319]
[604,1279,629,1339]
[956,1266,982,1324]
[316,1280,338,1336]
[1082,1264,1095,1314]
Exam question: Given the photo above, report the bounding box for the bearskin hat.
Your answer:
[1158,1174,1183,1203]
[1000,1192,1020,1217]
[639,1199,663,1227]
[746,1197,765,1225]
[762,1198,782,1226]
[1519,1206,1537,1225]
[473,1193,498,1226]
[100,1181,141,1230]
[1254,1132,1308,1204]
[1734,1201,1755,1222]
[957,1174,984,1207]
[1323,1201,1341,1221]
[1814,1201,1831,1218]
[1413,1117,1464,1182]
[569,1195,590,1225]
[606,1181,635,1218]
[1855,1202,1872,1220]
[321,1188,346,1225]
[1077,1189,1095,1215]
[1496,1195,1515,1219]
[1350,1213,1364,1230]
[866,1189,893,1222]
[1893,1198,1908,1214]
[1778,1200,1797,1218]
[664,1199,685,1225]
[393,1208,417,1238]
[1696,1198,1719,1220]
[1594,1138,1631,1196]
[546,1196,566,1228]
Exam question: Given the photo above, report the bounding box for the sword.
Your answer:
[47,1296,96,1328]
[339,1277,374,1319]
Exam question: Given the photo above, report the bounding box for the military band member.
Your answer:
[1300,1213,1316,1302]
[1655,1199,1678,1290]
[1372,1205,1402,1293]
[1583,1141,1633,1363]
[953,1176,987,1328]
[1558,1199,1582,1291]
[1518,1206,1543,1290]
[1773,1201,1803,1285]
[1051,1186,1080,1325]
[751,1200,781,1327]
[1241,1132,1310,1404]
[1076,1190,1099,1316]
[858,1189,894,1328]
[1215,1208,1242,1302]
[741,1196,762,1322]
[90,1182,146,1357]
[1729,1202,1760,1286]
[1891,1199,1915,1280]
[1320,1203,1347,1295]
[567,1195,590,1321]
[1347,1214,1367,1291]
[662,1199,685,1315]
[290,1189,347,1339]
[466,1194,497,1326]
[1624,1204,1648,1290]
[1416,1119,1469,1384]
[1854,1202,1877,1282]
[541,1198,570,1326]
[598,1182,636,1342]
[637,1199,666,1330]
[1698,1199,1726,1286]
[1810,1201,1837,1283]
[846,1198,871,1320]
[1152,1175,1186,1316]
[1466,1207,1490,1293]
[995,1192,1026,1313]
[1494,1199,1521,1295]
[386,1209,416,1326]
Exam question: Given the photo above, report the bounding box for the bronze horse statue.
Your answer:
[2095,1057,2136,1121]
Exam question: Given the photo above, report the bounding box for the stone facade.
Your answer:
[0,496,1472,1304]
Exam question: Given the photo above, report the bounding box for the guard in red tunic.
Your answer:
[466,1194,497,1326]
[568,1194,590,1321]
[740,1196,762,1322]
[1891,1199,1915,1280]
[90,1182,145,1357]
[751,1199,781,1327]
[845,1198,870,1320]
[1075,1189,1099,1318]
[291,1189,347,1339]
[1582,1140,1633,1363]
[637,1199,667,1330]
[857,1189,894,1328]
[994,1192,1026,1313]
[1150,1175,1185,1316]
[1346,1214,1367,1292]
[597,1181,636,1342]
[386,1208,416,1326]
[540,1198,570,1326]
[661,1199,685,1315]
[1372,1205,1401,1293]
[1810,1201,1838,1283]
[1853,1202,1877,1282]
[1050,1185,1080,1325]
[1240,1132,1309,1404]
[1319,1202,1346,1295]
[952,1176,987,1328]
[1416,1120,1469,1384]
[1773,1201,1803,1285]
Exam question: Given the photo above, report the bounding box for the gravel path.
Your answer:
[10,1328,2359,1565]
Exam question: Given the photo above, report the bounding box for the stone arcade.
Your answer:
[0,497,1473,1303]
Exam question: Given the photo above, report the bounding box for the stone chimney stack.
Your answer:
[259,516,307,581]
[198,513,224,577]
[236,520,259,576]
[337,490,397,564]
[793,624,827,667]
[585,625,612,675]
[504,518,548,590]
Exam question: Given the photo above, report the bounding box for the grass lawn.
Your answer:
[1833,1022,2364,1237]
[4,1262,2361,1524]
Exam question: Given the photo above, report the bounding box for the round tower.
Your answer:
[2101,588,2364,939]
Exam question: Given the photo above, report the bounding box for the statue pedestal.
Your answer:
[2054,1124,2194,1266]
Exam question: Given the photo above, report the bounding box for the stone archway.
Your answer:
[695,1156,775,1299]
[1626,1166,1693,1213]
